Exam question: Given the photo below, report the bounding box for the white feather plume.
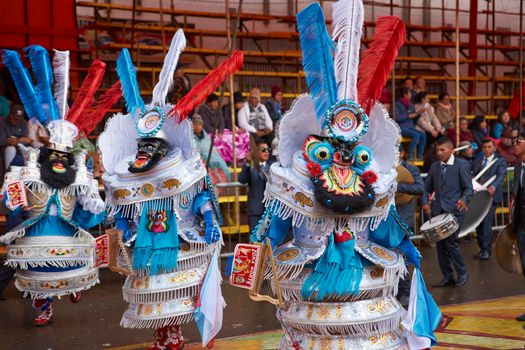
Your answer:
[332,0,364,101]
[98,113,138,175]
[52,50,70,117]
[151,29,186,105]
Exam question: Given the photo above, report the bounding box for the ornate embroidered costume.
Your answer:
[98,30,243,349]
[0,46,120,326]
[235,2,442,349]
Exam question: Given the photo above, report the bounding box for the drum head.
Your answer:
[459,190,492,237]
[421,213,450,230]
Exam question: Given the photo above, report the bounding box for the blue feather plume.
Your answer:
[1,50,47,123]
[297,3,337,125]
[116,48,145,117]
[24,46,60,121]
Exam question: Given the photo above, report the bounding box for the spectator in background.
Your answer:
[448,117,474,147]
[395,88,426,160]
[265,85,285,126]
[471,138,506,260]
[238,87,273,145]
[0,78,10,117]
[71,131,97,173]
[168,64,191,104]
[222,91,245,131]
[492,110,516,139]
[470,115,488,151]
[239,140,273,232]
[192,114,230,185]
[401,77,416,98]
[27,118,49,148]
[414,91,444,142]
[198,93,225,136]
[497,131,517,164]
[414,76,426,94]
[0,105,32,170]
[435,92,456,130]
[456,140,476,164]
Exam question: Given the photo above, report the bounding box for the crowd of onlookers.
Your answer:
[389,76,520,167]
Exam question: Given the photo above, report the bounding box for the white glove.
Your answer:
[81,197,105,214]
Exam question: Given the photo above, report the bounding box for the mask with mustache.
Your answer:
[128,138,171,173]
[38,148,77,189]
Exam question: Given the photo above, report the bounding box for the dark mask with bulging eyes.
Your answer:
[128,138,171,173]
[303,135,376,214]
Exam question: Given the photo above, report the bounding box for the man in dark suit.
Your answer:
[422,137,473,287]
[471,138,507,260]
[239,140,273,232]
[510,132,525,324]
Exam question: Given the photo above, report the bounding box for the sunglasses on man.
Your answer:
[512,138,525,146]
[257,147,271,153]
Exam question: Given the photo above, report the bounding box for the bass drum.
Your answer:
[459,189,492,238]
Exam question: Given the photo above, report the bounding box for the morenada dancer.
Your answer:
[235,1,442,349]
[98,30,243,349]
[0,46,120,326]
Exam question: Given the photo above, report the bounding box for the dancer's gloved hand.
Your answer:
[398,236,421,269]
[80,196,105,214]
[203,210,220,244]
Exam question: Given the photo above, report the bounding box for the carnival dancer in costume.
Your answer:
[0,46,120,326]
[231,1,442,349]
[98,30,243,349]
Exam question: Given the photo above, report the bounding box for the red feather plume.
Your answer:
[66,59,106,124]
[168,51,244,122]
[77,81,122,136]
[357,16,406,114]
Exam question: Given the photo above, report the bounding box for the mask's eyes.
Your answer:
[315,145,332,161]
[354,145,372,169]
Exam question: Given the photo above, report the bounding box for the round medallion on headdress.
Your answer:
[326,100,368,143]
[135,106,167,138]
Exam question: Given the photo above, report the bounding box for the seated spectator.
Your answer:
[222,91,245,131]
[414,76,426,94]
[395,87,426,160]
[238,87,273,145]
[0,105,32,170]
[447,117,474,147]
[239,140,273,232]
[435,92,456,130]
[492,110,517,139]
[401,77,417,102]
[265,85,285,126]
[71,131,97,172]
[27,117,50,148]
[198,93,225,136]
[414,91,444,141]
[456,140,476,164]
[470,115,488,151]
[192,115,231,185]
[168,63,191,104]
[497,132,517,164]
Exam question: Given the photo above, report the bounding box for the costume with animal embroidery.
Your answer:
[0,46,119,326]
[98,30,243,350]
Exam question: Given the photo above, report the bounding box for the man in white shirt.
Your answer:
[237,87,273,144]
[471,138,506,260]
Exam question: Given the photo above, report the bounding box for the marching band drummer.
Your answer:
[471,138,507,260]
[422,137,473,288]
[510,131,525,326]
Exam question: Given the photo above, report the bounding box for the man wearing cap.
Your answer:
[0,104,32,170]
[238,87,273,144]
[198,93,225,136]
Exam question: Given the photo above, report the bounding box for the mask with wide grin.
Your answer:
[129,138,170,173]
[303,135,376,214]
